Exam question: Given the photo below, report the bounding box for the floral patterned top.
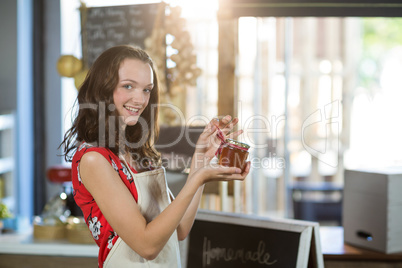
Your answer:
[71,142,138,268]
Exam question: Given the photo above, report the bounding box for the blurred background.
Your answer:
[1,0,402,233]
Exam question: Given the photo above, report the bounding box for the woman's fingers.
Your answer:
[206,161,251,181]
[221,117,241,138]
[241,161,251,175]
[220,116,234,130]
[206,115,241,138]
[205,119,218,134]
[196,115,244,153]
[196,121,217,146]
[227,129,243,140]
[217,115,232,128]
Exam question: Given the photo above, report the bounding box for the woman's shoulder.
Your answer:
[72,142,118,163]
[71,142,122,188]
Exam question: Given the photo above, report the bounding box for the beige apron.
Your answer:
[103,161,181,268]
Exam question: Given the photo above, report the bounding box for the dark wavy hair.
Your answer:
[60,45,161,167]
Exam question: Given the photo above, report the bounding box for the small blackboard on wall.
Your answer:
[81,3,162,67]
[187,210,323,268]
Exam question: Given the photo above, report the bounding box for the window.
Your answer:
[232,16,402,222]
[60,0,81,145]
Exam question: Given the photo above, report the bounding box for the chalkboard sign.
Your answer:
[187,210,324,268]
[81,3,162,67]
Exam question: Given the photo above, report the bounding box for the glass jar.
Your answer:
[218,139,250,171]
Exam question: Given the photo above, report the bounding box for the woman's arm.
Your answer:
[176,115,249,240]
[80,145,249,260]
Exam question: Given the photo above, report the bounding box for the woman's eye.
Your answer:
[144,88,152,93]
[123,84,132,89]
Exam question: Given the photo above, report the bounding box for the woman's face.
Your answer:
[113,58,154,127]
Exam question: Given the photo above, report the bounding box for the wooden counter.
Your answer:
[2,226,402,268]
[321,226,402,267]
[0,230,98,268]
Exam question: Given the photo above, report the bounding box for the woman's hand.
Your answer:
[177,116,250,240]
[193,115,243,167]
[193,159,251,185]
[188,115,251,185]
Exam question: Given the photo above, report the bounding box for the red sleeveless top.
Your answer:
[71,142,138,267]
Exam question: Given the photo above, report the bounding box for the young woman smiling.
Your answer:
[61,45,250,268]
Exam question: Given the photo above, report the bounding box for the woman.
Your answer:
[61,45,250,267]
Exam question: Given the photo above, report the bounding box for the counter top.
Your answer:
[320,226,402,261]
[0,230,98,257]
[2,226,402,262]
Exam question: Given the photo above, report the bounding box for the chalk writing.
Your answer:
[82,3,160,66]
[87,9,104,19]
[202,237,277,267]
[103,19,128,28]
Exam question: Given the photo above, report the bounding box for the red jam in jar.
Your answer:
[218,139,250,171]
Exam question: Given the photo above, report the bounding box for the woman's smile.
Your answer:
[124,105,141,115]
[113,58,154,127]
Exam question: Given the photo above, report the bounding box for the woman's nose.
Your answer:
[131,89,146,105]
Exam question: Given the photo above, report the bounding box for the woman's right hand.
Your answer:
[191,157,251,186]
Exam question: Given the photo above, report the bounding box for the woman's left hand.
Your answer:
[193,115,243,168]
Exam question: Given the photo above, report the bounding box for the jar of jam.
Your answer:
[218,138,250,171]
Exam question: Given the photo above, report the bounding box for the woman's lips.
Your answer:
[124,105,140,115]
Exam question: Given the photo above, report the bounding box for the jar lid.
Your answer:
[226,138,250,150]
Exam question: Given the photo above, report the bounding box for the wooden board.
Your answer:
[187,210,324,268]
